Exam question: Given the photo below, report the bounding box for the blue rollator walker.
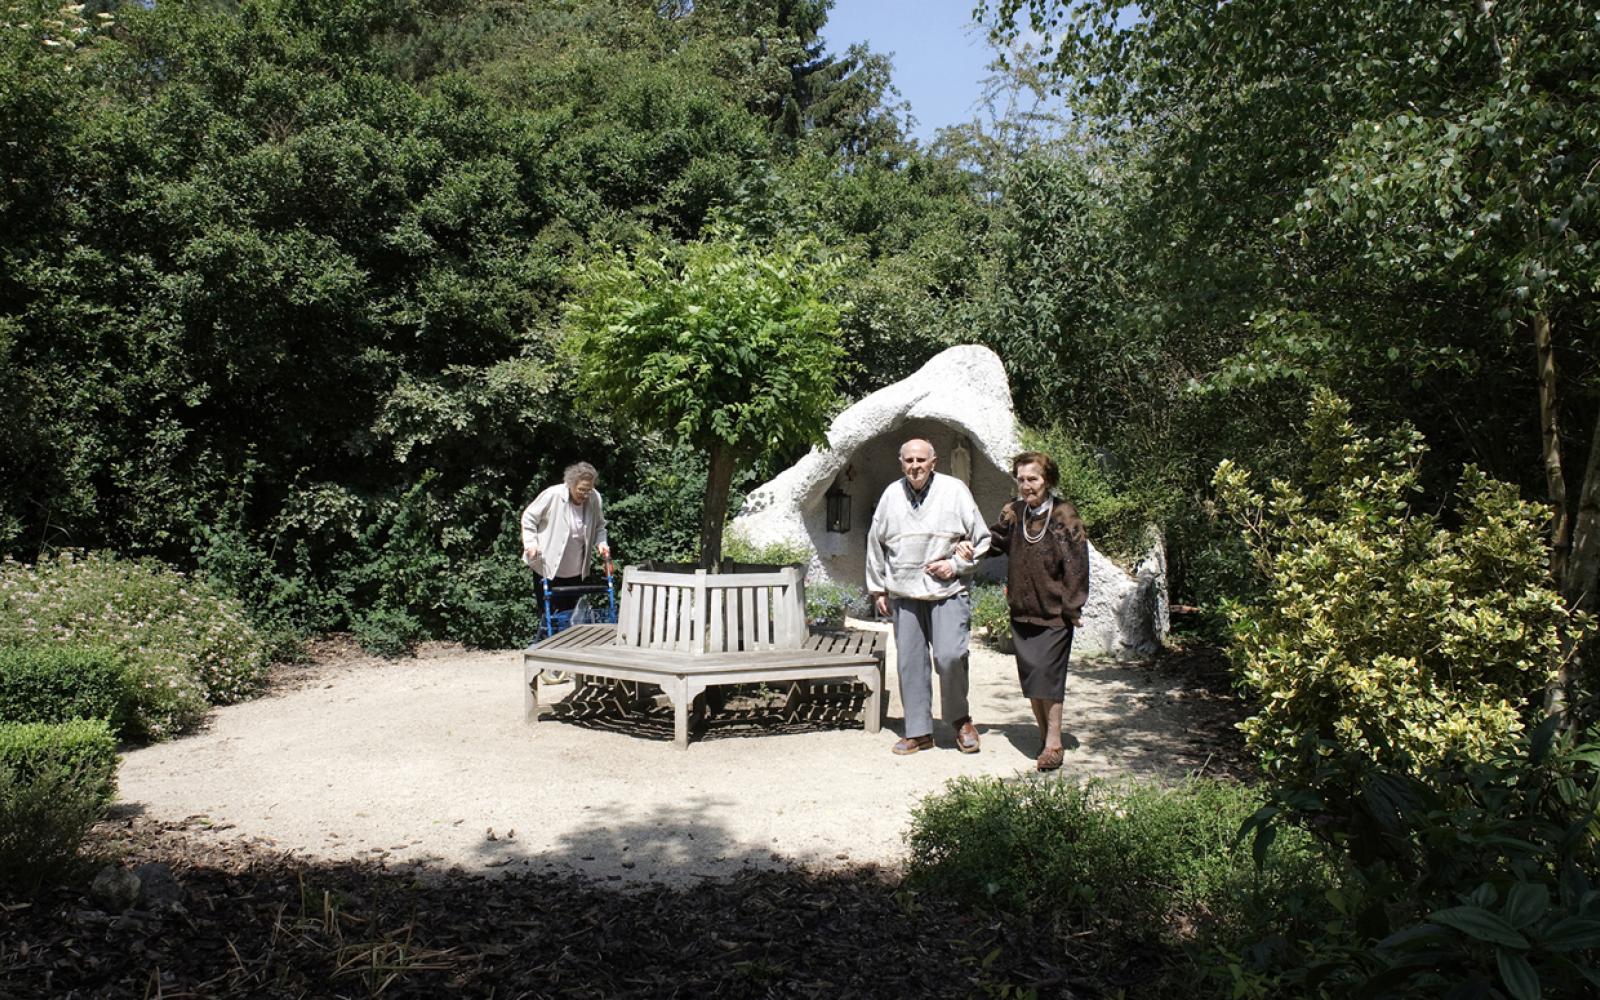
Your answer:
[538,556,616,683]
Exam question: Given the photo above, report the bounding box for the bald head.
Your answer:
[898,438,936,489]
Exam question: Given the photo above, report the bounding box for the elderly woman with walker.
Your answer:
[521,462,611,629]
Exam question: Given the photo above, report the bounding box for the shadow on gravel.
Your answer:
[545,676,878,745]
[0,813,1098,999]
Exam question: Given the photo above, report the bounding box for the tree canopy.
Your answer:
[565,232,848,567]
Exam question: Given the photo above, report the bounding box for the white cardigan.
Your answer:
[519,484,608,580]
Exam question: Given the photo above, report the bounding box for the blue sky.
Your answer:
[820,0,1001,145]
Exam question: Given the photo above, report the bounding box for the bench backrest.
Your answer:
[616,566,807,654]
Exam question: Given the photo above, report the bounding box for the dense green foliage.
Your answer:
[1233,719,1600,999]
[0,0,988,647]
[0,758,113,896]
[1216,394,1584,773]
[0,719,118,895]
[973,0,1599,658]
[800,581,870,629]
[968,581,1011,646]
[0,645,131,735]
[0,553,268,738]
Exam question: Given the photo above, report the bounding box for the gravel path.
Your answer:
[115,640,1242,886]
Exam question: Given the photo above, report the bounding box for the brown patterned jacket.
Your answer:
[985,497,1089,627]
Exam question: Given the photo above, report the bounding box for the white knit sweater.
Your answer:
[519,484,608,580]
[865,473,991,601]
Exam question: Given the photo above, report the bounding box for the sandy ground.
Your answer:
[115,641,1235,886]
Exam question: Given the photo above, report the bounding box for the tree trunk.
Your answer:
[1535,310,1570,584]
[1551,407,1600,716]
[1566,411,1600,612]
[699,441,736,571]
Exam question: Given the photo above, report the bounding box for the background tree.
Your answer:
[976,1,1598,677]
[0,0,975,649]
[564,232,848,569]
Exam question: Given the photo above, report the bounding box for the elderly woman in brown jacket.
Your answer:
[960,451,1090,770]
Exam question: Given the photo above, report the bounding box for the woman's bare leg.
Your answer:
[1042,700,1063,751]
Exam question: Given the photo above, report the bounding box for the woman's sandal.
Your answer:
[1036,746,1064,771]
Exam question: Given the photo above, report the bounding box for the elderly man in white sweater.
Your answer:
[866,438,991,755]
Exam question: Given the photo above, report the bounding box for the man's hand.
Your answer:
[953,540,974,561]
[925,558,957,582]
[523,544,539,563]
[597,543,610,559]
[874,594,889,617]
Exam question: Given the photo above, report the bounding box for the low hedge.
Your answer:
[0,719,119,895]
[0,718,118,807]
[0,644,132,734]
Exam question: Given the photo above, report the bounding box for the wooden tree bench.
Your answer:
[522,566,885,748]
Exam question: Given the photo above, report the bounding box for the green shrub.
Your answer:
[604,441,709,566]
[0,759,110,896]
[0,552,270,720]
[804,581,871,627]
[0,719,117,807]
[444,552,547,649]
[1225,718,1600,999]
[907,775,1321,943]
[351,606,426,659]
[0,719,117,895]
[721,532,812,569]
[1213,392,1584,774]
[969,581,1011,646]
[0,644,132,734]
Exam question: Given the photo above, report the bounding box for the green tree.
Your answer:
[980,1,1599,686]
[564,232,847,568]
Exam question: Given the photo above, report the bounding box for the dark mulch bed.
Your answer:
[0,816,1143,999]
[1142,642,1257,782]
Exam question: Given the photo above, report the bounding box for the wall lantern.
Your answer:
[825,482,852,533]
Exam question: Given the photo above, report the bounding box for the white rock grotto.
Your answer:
[731,345,1167,658]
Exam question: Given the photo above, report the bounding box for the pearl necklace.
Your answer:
[1021,499,1053,544]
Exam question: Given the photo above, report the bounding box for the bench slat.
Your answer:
[743,585,760,651]
[526,644,879,673]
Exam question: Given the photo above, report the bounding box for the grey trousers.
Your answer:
[892,592,972,738]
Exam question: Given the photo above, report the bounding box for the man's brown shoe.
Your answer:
[955,717,980,754]
[892,735,935,755]
[1036,746,1064,771]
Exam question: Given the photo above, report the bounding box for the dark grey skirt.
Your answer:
[1012,620,1073,701]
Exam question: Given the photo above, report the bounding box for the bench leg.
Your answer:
[670,679,690,750]
[523,657,540,725]
[860,666,882,734]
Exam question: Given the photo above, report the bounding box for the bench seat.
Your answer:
[523,620,886,748]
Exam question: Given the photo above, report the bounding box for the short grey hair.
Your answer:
[563,462,598,488]
[898,438,937,460]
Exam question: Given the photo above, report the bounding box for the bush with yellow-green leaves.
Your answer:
[1213,391,1586,775]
